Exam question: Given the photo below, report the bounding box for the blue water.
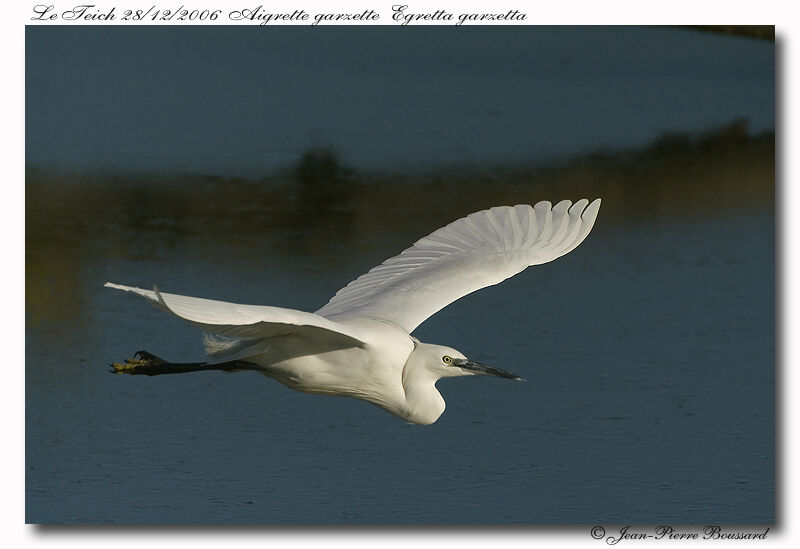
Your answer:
[26,207,774,523]
[25,23,774,524]
[25,26,774,175]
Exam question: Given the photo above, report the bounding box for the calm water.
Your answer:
[26,198,773,524]
[26,26,774,175]
[26,22,774,525]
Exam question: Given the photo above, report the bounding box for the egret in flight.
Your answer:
[107,199,601,425]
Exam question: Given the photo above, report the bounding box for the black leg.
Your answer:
[109,350,255,376]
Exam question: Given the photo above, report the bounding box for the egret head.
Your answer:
[410,342,525,381]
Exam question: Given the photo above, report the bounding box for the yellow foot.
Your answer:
[110,358,145,374]
[109,351,162,374]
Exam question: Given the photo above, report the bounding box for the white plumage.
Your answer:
[107,199,601,424]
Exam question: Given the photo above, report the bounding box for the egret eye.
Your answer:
[442,355,452,364]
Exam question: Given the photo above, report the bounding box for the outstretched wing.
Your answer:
[316,199,601,333]
[104,282,366,347]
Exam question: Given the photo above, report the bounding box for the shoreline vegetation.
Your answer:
[682,26,774,41]
[28,118,774,233]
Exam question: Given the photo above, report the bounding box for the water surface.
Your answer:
[26,168,774,524]
[25,26,774,175]
[25,25,774,524]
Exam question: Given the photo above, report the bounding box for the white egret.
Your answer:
[107,199,601,425]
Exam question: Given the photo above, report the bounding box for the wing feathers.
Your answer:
[107,200,601,343]
[104,282,365,347]
[536,201,554,242]
[316,199,601,332]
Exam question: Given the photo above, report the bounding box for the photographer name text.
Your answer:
[590,525,770,544]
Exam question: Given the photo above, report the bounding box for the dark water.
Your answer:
[26,185,773,523]
[25,26,774,175]
[25,23,775,524]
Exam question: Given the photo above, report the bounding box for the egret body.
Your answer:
[107,199,601,425]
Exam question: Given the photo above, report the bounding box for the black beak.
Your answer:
[452,358,525,381]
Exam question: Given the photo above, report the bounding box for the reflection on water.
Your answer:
[26,125,774,523]
[26,121,773,329]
